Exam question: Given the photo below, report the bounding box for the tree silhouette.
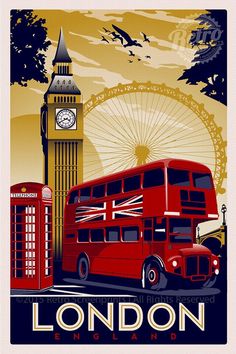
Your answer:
[178,10,227,105]
[11,10,51,86]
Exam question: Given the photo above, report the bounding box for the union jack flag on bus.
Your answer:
[75,195,143,223]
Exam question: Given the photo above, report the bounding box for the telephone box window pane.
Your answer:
[124,175,141,192]
[143,169,164,188]
[106,227,120,242]
[93,184,105,198]
[69,190,79,204]
[122,227,139,241]
[168,168,190,186]
[107,180,122,195]
[80,187,91,201]
[78,229,89,242]
[91,229,104,242]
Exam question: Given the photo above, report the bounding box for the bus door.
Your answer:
[118,225,143,278]
[143,217,166,260]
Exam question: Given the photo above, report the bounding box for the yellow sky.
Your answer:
[10,10,227,232]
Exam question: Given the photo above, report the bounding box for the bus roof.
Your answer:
[69,158,211,193]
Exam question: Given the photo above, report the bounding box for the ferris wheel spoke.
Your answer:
[125,93,142,144]
[85,124,135,150]
[155,108,209,146]
[156,104,193,135]
[87,108,136,148]
[115,94,141,144]
[151,106,198,145]
[145,98,184,145]
[143,94,171,145]
[142,92,159,143]
[113,98,140,144]
[148,106,194,146]
[143,92,157,144]
[104,97,139,144]
[159,150,215,159]
[155,125,212,147]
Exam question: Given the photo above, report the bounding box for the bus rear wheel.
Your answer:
[143,260,167,290]
[78,256,89,281]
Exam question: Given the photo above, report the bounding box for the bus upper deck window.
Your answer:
[80,187,91,201]
[193,173,212,189]
[143,168,164,188]
[68,190,79,204]
[168,168,190,187]
[92,184,105,198]
[124,175,141,192]
[107,180,122,195]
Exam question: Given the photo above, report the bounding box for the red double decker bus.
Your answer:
[62,159,220,290]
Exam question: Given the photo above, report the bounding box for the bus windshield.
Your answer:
[168,168,190,186]
[192,172,212,189]
[169,218,192,243]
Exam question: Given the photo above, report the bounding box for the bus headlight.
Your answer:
[172,260,178,267]
[215,269,219,275]
[213,259,218,266]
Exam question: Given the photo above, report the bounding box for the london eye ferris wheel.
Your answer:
[83,82,226,195]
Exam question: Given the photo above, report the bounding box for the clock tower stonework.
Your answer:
[41,29,83,260]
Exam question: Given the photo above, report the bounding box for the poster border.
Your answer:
[1,0,236,353]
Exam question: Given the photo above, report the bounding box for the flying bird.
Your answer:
[101,36,109,44]
[141,32,150,43]
[112,24,142,48]
[109,31,124,44]
[128,50,135,56]
[103,27,111,33]
[145,55,151,59]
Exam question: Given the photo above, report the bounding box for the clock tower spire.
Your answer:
[41,28,83,260]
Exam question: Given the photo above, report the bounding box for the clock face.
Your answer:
[56,109,76,129]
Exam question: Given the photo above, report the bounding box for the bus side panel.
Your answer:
[62,254,78,272]
[88,243,143,279]
[143,188,166,217]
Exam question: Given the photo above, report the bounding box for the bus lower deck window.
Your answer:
[122,227,139,241]
[91,229,104,242]
[78,229,89,242]
[106,227,120,242]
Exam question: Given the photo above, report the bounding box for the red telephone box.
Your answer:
[11,182,53,290]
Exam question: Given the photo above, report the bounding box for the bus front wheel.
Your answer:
[202,274,217,288]
[77,256,89,281]
[143,260,167,291]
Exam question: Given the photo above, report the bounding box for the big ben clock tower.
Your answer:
[41,29,83,260]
